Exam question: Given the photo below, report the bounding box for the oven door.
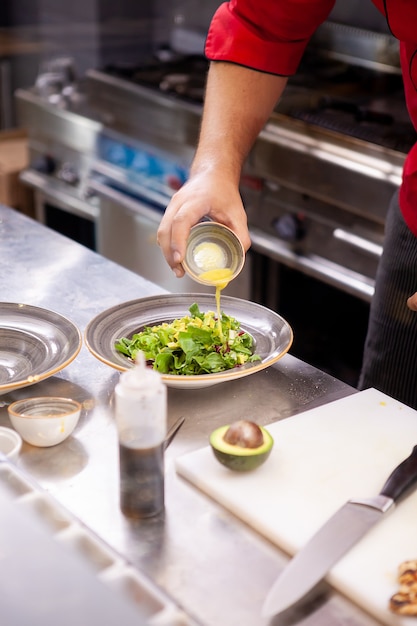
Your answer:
[88,176,252,299]
[20,169,99,250]
[249,226,378,303]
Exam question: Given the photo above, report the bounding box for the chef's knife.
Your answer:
[263,444,417,618]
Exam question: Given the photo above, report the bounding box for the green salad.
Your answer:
[115,302,261,376]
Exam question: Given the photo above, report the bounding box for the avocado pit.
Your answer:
[223,420,264,448]
[210,420,274,472]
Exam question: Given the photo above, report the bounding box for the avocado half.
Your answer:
[209,423,274,472]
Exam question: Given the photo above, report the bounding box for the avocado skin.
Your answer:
[210,424,273,472]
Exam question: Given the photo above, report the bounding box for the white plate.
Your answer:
[84,294,293,389]
[0,303,82,395]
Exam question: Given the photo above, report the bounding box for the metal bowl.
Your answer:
[182,222,245,286]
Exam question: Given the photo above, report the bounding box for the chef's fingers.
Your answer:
[158,174,251,274]
[225,212,251,253]
[158,194,206,276]
[407,292,417,311]
[157,204,186,277]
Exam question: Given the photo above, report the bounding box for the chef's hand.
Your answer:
[407,293,417,311]
[157,170,251,277]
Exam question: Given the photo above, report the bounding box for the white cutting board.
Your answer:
[176,388,417,625]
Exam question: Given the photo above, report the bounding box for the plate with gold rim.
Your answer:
[84,293,293,389]
[0,303,82,395]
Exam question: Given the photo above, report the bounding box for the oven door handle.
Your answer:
[87,177,164,225]
[249,226,375,302]
[20,169,99,221]
[332,228,383,258]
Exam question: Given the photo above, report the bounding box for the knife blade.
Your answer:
[262,444,417,618]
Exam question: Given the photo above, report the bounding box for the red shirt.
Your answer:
[205,0,417,236]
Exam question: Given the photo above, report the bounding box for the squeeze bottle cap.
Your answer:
[118,351,164,391]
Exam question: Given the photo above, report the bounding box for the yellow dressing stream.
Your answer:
[198,267,234,338]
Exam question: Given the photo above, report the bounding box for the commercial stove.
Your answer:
[15,21,416,384]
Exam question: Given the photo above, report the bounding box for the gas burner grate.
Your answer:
[104,56,209,104]
[100,54,415,153]
[291,99,417,153]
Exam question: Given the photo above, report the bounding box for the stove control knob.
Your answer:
[32,155,57,175]
[56,163,80,186]
[272,213,305,242]
[83,186,98,200]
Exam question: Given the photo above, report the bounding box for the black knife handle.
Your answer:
[380,445,417,502]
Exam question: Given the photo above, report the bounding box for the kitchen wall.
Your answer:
[1,0,390,128]
[3,0,390,87]
[165,0,390,47]
[6,0,157,78]
[329,0,389,32]
[1,0,160,126]
[167,0,220,35]
[1,0,218,81]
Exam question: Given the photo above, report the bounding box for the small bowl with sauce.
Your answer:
[183,221,245,289]
[8,397,82,447]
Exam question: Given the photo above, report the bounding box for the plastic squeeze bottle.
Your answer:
[114,352,167,518]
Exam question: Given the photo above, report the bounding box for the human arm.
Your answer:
[157,61,287,276]
[157,0,336,276]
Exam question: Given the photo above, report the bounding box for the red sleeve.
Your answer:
[205,0,336,76]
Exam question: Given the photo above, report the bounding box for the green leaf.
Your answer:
[114,303,260,375]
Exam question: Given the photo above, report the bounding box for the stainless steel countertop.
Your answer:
[0,205,381,626]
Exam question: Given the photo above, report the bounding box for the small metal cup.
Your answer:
[182,221,245,286]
